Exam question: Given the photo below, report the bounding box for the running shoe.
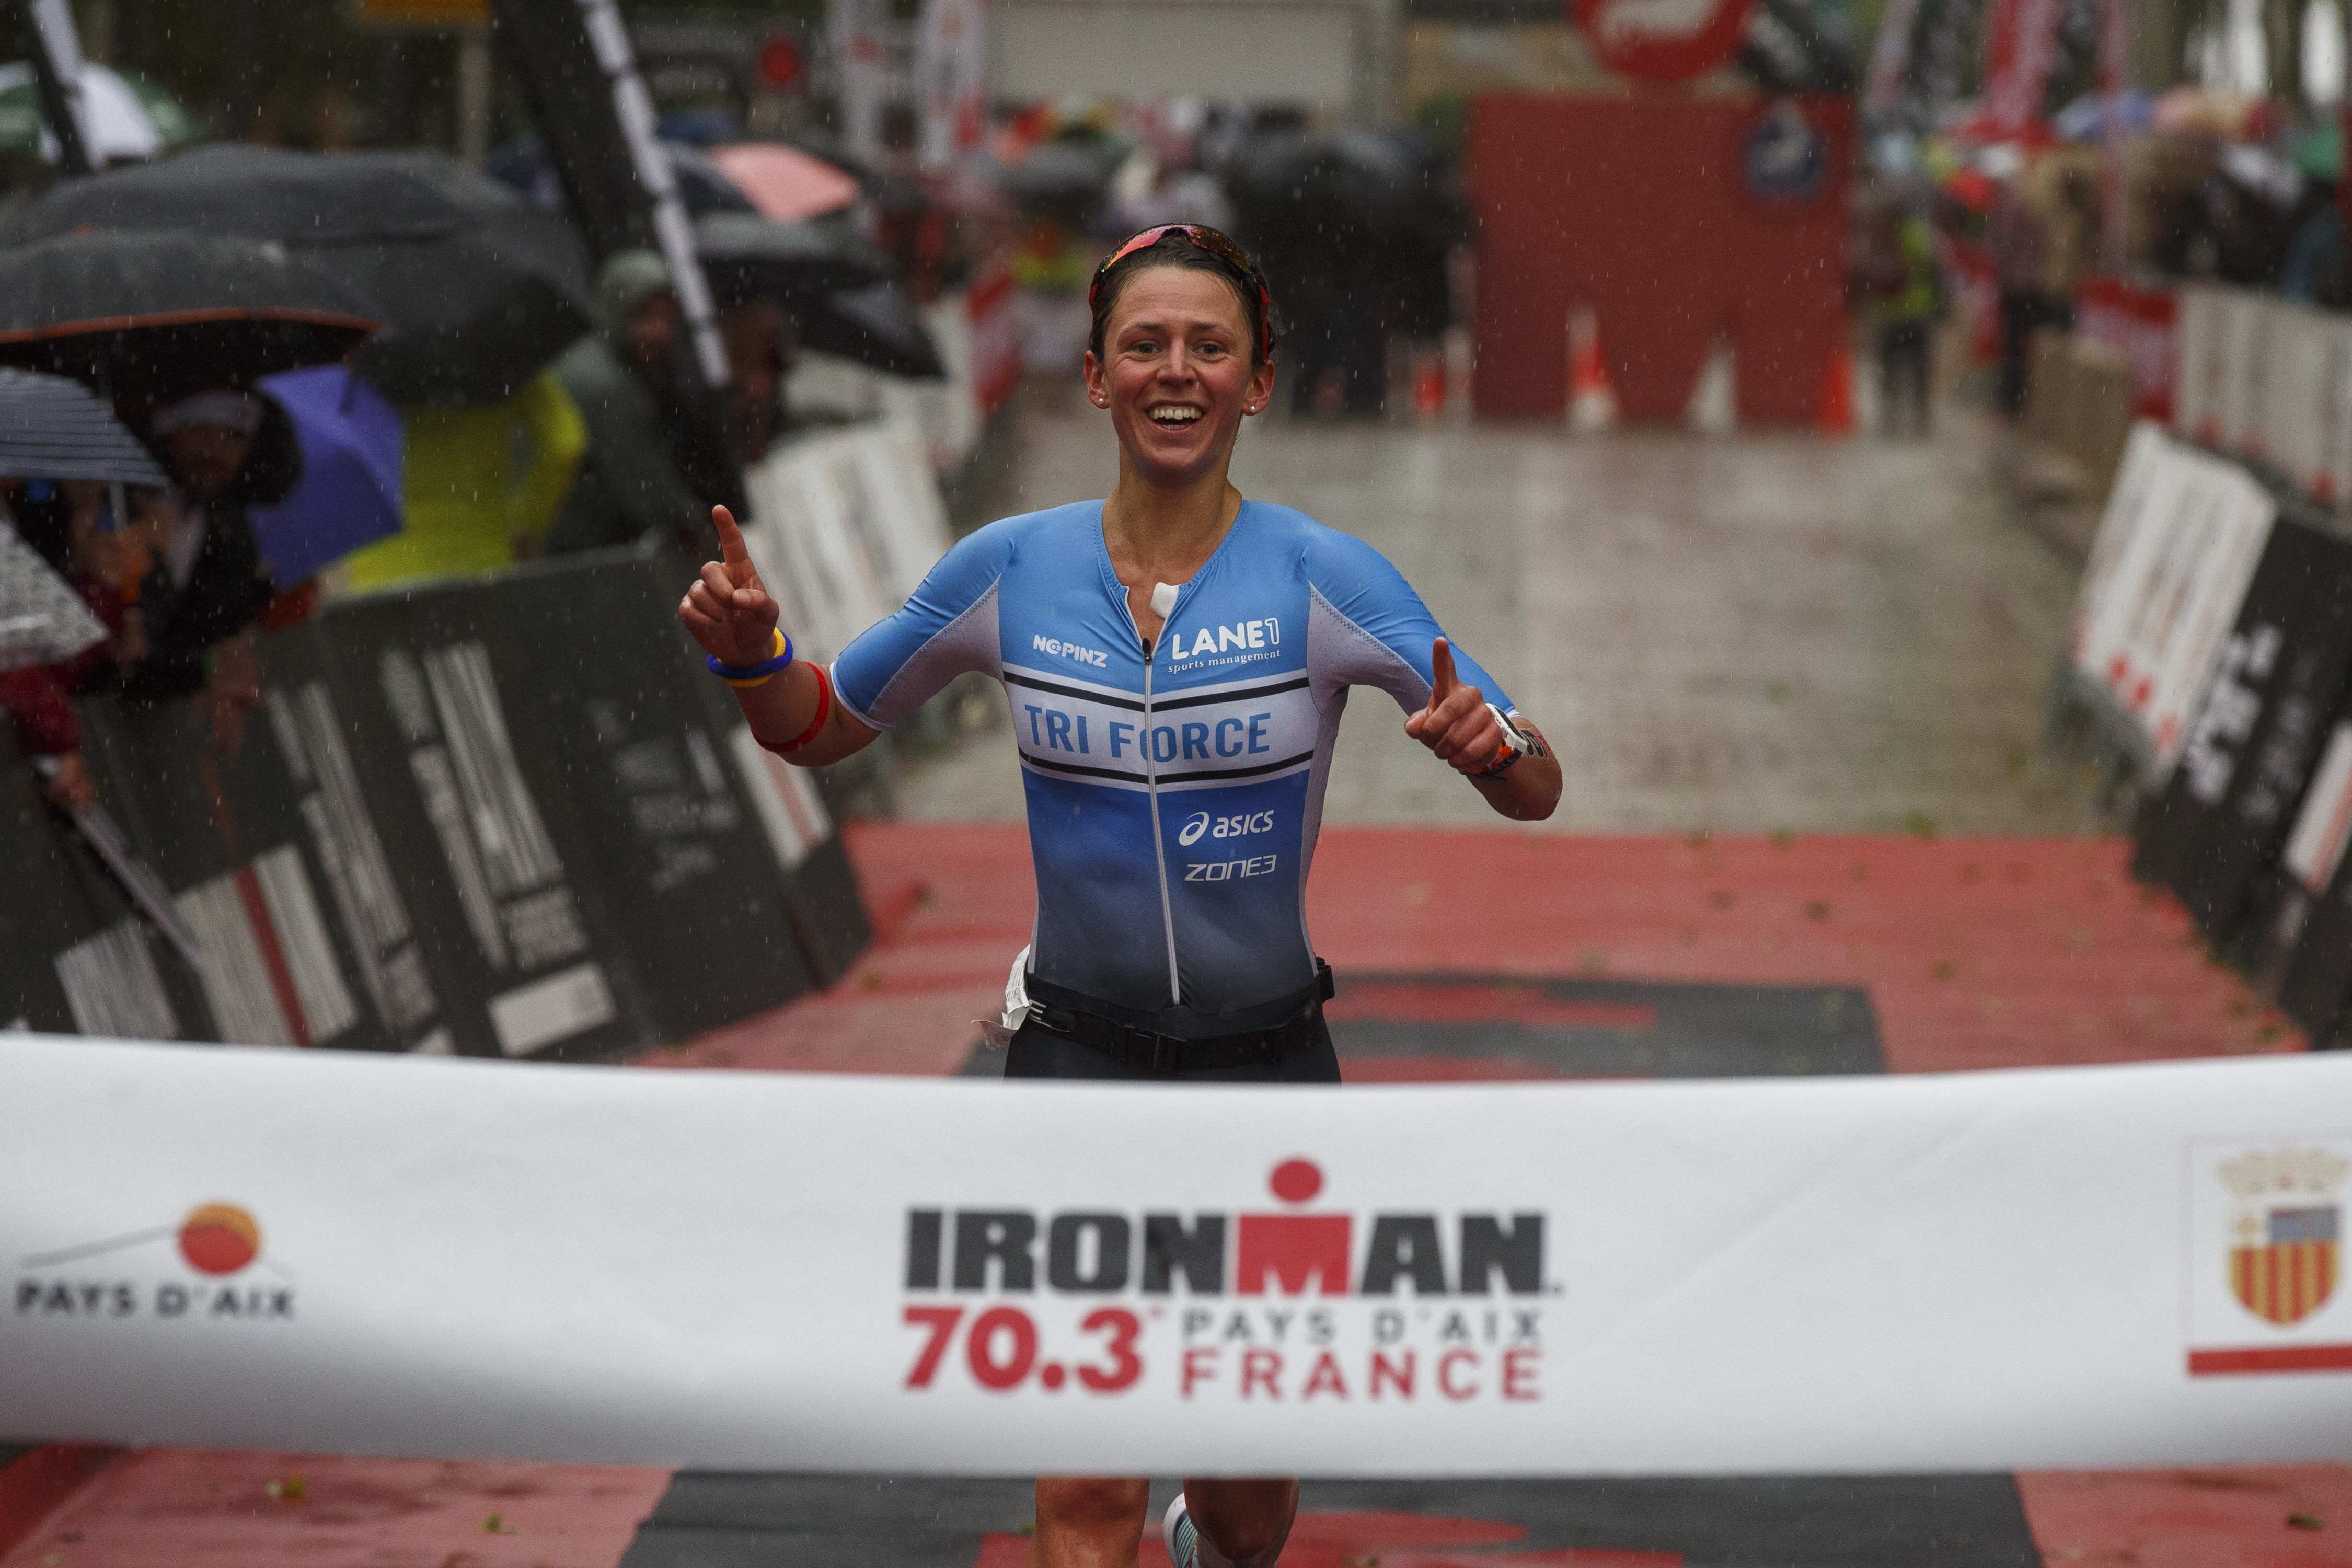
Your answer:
[1164,1492,1201,1568]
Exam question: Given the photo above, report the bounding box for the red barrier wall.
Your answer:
[1466,93,1854,424]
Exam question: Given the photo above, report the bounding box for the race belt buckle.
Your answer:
[1137,1029,1184,1073]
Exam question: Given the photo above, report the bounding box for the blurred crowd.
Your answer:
[0,83,1479,828]
[1853,83,2349,436]
[983,99,1470,419]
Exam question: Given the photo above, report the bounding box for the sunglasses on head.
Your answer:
[1089,225,1273,360]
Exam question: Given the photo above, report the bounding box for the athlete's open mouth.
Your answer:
[1149,404,1204,428]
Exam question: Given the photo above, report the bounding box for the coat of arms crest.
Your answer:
[2219,1147,2346,1328]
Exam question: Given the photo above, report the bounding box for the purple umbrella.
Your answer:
[248,365,403,586]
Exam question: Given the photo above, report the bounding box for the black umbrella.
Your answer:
[1324,128,1448,242]
[1226,129,1462,250]
[0,144,594,406]
[0,230,375,413]
[993,137,1126,226]
[694,211,895,307]
[799,284,943,379]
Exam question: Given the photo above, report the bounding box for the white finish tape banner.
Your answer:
[4,1036,2349,1474]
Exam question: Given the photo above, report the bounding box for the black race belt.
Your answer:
[1028,963,1335,1074]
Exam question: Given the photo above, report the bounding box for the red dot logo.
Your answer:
[1270,1159,1323,1204]
[177,1204,261,1276]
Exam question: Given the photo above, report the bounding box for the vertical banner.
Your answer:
[2174,284,2226,444]
[2262,300,2336,498]
[915,0,988,170]
[2214,291,2273,457]
[489,0,730,389]
[2097,0,2130,272]
[1980,0,2066,134]
[1861,0,1922,122]
[830,0,890,166]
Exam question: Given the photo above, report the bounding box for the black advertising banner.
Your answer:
[2131,520,2352,946]
[0,729,197,1040]
[462,550,837,1040]
[313,576,661,1062]
[255,621,461,1055]
[3,549,871,1054]
[82,621,414,1056]
[2253,698,2352,1042]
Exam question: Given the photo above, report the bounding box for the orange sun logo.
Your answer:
[177,1204,262,1276]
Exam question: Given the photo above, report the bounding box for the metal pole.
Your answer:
[2099,0,2131,274]
[457,25,494,166]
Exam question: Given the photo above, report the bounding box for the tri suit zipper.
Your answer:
[1138,623,1182,1008]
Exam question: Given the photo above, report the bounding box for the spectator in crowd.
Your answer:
[1,480,143,811]
[718,298,797,468]
[123,389,301,755]
[546,250,743,559]
[342,367,587,590]
[1989,177,2069,420]
[1868,206,1943,437]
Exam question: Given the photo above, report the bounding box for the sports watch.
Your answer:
[1472,704,1536,779]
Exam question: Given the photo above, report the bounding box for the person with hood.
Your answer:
[546,249,744,559]
[125,389,299,741]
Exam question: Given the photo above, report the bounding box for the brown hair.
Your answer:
[1087,230,1278,370]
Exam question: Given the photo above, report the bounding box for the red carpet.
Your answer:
[653,823,2300,1076]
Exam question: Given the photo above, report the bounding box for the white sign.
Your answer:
[3,1036,2348,1472]
[742,420,953,664]
[915,0,988,170]
[2172,284,2226,446]
[2070,423,2275,776]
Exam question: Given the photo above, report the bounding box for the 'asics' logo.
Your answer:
[1179,810,1276,846]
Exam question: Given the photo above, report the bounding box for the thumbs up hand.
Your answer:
[1404,637,1503,773]
[679,504,782,667]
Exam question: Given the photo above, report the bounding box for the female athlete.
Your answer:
[681,225,1561,1568]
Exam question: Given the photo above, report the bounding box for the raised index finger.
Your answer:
[712,505,751,586]
[1430,637,1459,703]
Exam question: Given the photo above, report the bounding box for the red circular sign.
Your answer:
[756,35,804,89]
[1571,0,1754,82]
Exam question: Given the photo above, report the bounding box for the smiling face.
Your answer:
[1084,266,1276,490]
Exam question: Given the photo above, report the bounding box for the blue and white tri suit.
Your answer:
[832,499,1516,1033]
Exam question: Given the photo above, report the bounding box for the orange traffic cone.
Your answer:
[1817,342,1855,434]
[1568,307,1617,432]
[1412,349,1447,422]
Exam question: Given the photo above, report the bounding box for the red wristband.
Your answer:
[764,661,833,754]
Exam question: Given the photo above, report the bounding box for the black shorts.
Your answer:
[1002,1013,1343,1084]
